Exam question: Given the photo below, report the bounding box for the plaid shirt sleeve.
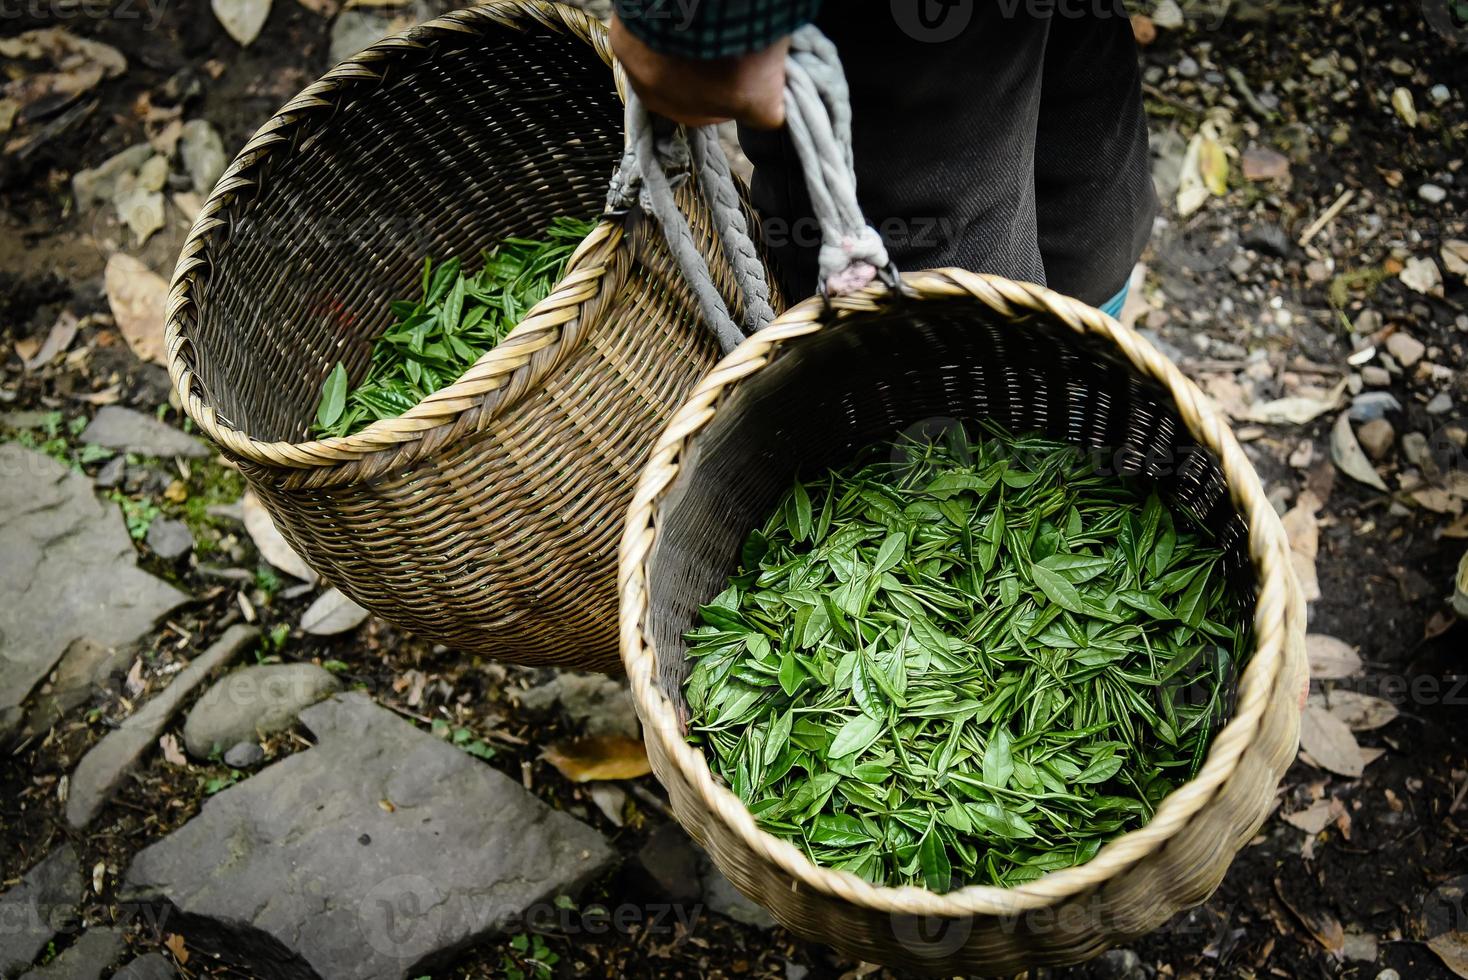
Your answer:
[612,0,822,59]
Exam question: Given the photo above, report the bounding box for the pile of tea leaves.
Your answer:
[312,216,593,438]
[683,423,1251,891]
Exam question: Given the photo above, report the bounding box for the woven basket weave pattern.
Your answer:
[621,270,1306,973]
[167,2,774,668]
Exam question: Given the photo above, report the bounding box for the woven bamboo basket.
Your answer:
[166,2,774,670]
[621,270,1308,973]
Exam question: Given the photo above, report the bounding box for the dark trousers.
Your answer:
[739,0,1157,307]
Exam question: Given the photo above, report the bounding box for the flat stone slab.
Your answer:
[110,953,176,980]
[0,446,189,744]
[66,625,258,829]
[0,845,80,977]
[182,663,340,759]
[123,692,615,980]
[78,407,210,459]
[19,927,124,980]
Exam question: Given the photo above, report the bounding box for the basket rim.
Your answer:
[619,268,1302,916]
[163,1,630,478]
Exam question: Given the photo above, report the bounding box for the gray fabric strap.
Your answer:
[608,25,891,354]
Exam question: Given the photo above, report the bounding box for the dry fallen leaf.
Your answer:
[1275,878,1346,954]
[164,933,189,965]
[242,489,319,583]
[212,0,272,46]
[1429,932,1468,979]
[1282,493,1323,603]
[1281,797,1342,835]
[543,735,652,783]
[1306,634,1363,679]
[104,253,169,366]
[1248,380,1346,426]
[1300,704,1365,778]
[1331,412,1389,491]
[25,310,79,370]
[300,587,369,636]
[159,733,188,766]
[1444,240,1468,282]
[1309,690,1398,731]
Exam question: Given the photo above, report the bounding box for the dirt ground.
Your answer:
[2,1,1466,978]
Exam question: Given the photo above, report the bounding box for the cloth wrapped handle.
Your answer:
[607,25,893,354]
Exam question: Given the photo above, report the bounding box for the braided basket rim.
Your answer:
[620,268,1301,916]
[164,1,628,474]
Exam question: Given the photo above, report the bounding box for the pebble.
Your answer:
[1430,84,1451,106]
[1376,971,1401,980]
[1361,366,1391,387]
[1419,183,1448,204]
[1354,309,1382,334]
[1092,948,1147,980]
[182,662,341,759]
[1242,224,1290,258]
[1402,432,1431,468]
[1228,253,1253,278]
[223,741,265,768]
[146,518,194,561]
[1426,392,1453,415]
[94,455,126,488]
[1385,331,1426,368]
[1356,419,1395,461]
[1177,56,1200,78]
[66,626,258,828]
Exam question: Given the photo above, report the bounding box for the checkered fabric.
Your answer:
[612,0,822,58]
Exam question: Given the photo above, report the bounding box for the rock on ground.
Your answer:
[78,407,210,459]
[17,638,132,742]
[66,625,258,828]
[145,518,193,561]
[182,663,340,759]
[0,845,80,977]
[19,928,125,980]
[515,673,639,739]
[111,953,177,980]
[0,445,189,744]
[122,692,615,980]
[698,859,775,930]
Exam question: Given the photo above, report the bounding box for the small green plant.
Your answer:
[254,567,282,597]
[107,491,161,541]
[256,623,291,663]
[499,933,558,980]
[431,718,497,761]
[203,770,241,795]
[321,659,351,674]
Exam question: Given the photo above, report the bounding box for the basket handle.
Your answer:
[607,25,895,353]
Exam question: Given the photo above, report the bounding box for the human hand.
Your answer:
[609,13,788,129]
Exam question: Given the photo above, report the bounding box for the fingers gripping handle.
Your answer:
[608,25,893,354]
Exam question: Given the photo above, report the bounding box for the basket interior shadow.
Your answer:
[188,26,622,442]
[646,297,1255,721]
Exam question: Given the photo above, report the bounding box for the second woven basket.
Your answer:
[166,2,774,670]
[620,271,1308,973]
